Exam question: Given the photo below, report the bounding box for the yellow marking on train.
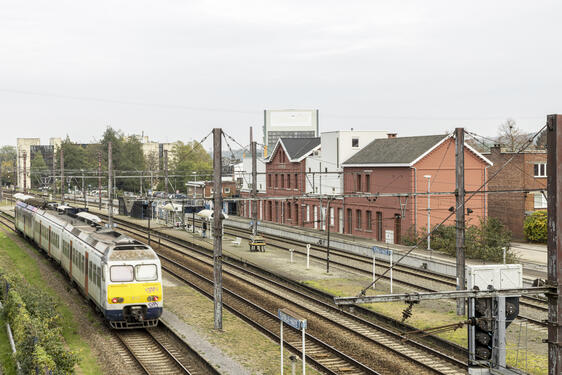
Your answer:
[107,282,162,304]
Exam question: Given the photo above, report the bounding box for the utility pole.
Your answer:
[60,149,64,204]
[455,127,466,316]
[251,127,258,236]
[52,147,56,198]
[547,114,562,375]
[108,142,113,228]
[98,151,102,210]
[23,151,27,193]
[164,149,169,195]
[140,171,143,196]
[82,169,86,208]
[326,197,332,273]
[213,128,223,330]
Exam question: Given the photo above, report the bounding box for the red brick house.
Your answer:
[239,134,492,244]
[484,145,547,240]
[340,134,492,243]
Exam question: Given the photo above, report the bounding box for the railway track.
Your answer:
[108,214,468,375]
[0,207,220,375]
[113,324,216,375]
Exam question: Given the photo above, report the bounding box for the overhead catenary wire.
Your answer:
[356,122,549,296]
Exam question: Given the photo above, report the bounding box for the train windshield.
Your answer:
[135,264,158,281]
[110,265,134,282]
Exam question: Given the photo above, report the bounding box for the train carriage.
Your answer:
[14,196,163,329]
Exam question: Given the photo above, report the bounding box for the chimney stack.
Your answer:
[387,133,397,139]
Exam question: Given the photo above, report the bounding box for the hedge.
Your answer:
[403,217,515,263]
[0,273,78,374]
[524,210,547,243]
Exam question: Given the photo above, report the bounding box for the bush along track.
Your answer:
[0,273,79,374]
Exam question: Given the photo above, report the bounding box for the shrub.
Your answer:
[524,210,547,243]
[403,218,515,263]
[0,273,78,374]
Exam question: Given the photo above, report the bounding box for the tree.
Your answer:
[171,141,213,190]
[0,146,17,187]
[30,152,49,188]
[497,119,529,152]
[535,128,547,149]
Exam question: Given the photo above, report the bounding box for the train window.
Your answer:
[135,265,157,281]
[97,267,101,287]
[110,265,134,282]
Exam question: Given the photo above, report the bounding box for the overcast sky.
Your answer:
[1,1,560,148]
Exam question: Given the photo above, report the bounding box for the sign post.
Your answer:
[278,308,307,375]
[372,246,393,293]
[306,244,310,270]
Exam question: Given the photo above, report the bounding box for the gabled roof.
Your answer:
[268,137,321,163]
[343,134,493,167]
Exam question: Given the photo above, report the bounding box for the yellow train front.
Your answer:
[104,249,163,328]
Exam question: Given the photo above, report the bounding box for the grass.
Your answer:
[0,313,18,375]
[165,283,322,375]
[303,277,547,373]
[0,231,102,374]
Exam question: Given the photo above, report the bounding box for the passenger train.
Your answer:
[13,193,163,329]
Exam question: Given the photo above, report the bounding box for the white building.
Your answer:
[304,130,390,194]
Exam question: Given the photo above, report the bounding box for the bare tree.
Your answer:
[497,118,528,152]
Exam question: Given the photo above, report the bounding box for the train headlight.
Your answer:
[111,297,124,304]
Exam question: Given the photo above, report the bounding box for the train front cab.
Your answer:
[103,261,163,329]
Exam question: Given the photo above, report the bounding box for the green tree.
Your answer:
[30,152,49,188]
[171,141,212,190]
[0,145,17,187]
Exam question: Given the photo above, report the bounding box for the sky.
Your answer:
[1,0,561,148]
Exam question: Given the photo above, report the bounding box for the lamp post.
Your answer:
[424,175,432,256]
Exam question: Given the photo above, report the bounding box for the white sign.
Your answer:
[385,230,394,244]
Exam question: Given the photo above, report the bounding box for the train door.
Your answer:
[85,252,89,295]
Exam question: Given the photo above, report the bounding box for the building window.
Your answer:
[365,175,370,192]
[306,205,310,222]
[534,163,547,177]
[534,192,547,209]
[294,173,298,189]
[347,209,352,234]
[287,174,291,189]
[287,202,291,219]
[330,207,334,226]
[275,174,278,188]
[366,210,372,230]
[352,138,359,148]
[357,174,362,191]
[268,174,272,188]
[281,174,284,188]
[356,209,362,229]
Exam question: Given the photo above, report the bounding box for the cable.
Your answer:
[357,122,549,296]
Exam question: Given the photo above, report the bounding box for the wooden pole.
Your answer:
[547,114,562,375]
[251,127,258,236]
[455,128,466,316]
[164,149,169,195]
[108,142,113,228]
[60,149,64,204]
[213,128,223,330]
[98,151,102,210]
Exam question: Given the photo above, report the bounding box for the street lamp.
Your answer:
[424,175,431,255]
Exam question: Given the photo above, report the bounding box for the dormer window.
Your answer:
[352,138,359,148]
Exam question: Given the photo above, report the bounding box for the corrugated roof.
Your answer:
[343,134,448,165]
[279,137,321,160]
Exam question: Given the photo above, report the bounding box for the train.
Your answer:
[13,193,163,329]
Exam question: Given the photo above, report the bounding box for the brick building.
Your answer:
[484,146,547,240]
[239,133,492,244]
